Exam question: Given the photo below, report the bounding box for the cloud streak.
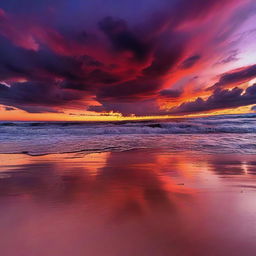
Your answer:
[209,64,256,90]
[171,84,256,114]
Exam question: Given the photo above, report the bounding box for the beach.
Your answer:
[0,149,256,256]
[1,0,255,254]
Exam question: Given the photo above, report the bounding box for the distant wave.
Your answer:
[1,114,256,155]
[2,123,256,134]
[0,124,256,134]
[0,113,256,133]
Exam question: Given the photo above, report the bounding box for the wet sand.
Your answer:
[0,149,256,256]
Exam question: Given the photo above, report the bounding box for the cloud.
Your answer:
[0,81,82,113]
[142,34,185,78]
[4,106,15,111]
[159,89,182,98]
[215,50,239,65]
[180,55,201,69]
[0,0,255,116]
[96,78,162,101]
[170,84,256,114]
[88,99,162,116]
[251,105,256,112]
[99,16,151,62]
[209,64,256,90]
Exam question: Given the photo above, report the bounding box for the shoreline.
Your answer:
[1,146,256,157]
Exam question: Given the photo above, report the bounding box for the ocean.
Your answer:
[1,113,256,155]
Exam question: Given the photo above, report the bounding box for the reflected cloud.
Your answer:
[0,150,194,219]
[0,150,256,256]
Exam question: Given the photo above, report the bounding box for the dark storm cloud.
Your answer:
[4,106,15,111]
[0,37,34,80]
[78,55,104,68]
[142,35,185,78]
[0,35,81,81]
[93,31,188,108]
[209,64,256,90]
[180,55,201,69]
[0,35,123,90]
[0,82,82,113]
[171,84,256,114]
[159,89,182,98]
[97,78,162,101]
[99,16,151,62]
[17,106,64,113]
[88,99,163,116]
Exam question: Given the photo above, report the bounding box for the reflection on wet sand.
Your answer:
[0,150,256,256]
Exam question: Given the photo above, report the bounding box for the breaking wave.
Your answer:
[0,113,256,155]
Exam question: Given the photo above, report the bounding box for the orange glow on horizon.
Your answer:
[0,104,255,122]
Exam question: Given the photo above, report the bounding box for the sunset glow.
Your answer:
[0,0,255,121]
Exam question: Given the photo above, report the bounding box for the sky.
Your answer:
[0,0,256,120]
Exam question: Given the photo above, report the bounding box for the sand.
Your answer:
[0,149,256,256]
